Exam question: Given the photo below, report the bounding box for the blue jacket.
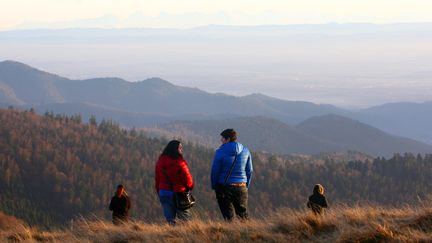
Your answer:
[211,142,253,189]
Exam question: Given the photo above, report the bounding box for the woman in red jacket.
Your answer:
[155,140,194,224]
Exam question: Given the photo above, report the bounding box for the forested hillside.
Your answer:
[1,108,432,227]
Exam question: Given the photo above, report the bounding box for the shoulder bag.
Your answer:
[162,167,196,210]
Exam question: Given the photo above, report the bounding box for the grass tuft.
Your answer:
[2,205,432,242]
[409,210,432,232]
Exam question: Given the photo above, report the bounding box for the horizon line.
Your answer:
[2,21,432,32]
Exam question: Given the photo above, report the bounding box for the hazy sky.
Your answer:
[2,0,432,29]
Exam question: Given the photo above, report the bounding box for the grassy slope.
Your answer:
[2,205,432,242]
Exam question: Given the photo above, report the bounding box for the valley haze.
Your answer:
[1,23,432,107]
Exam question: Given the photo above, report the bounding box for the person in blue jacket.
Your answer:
[211,128,253,221]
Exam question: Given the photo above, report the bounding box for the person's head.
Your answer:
[161,140,183,159]
[220,128,237,144]
[116,185,125,197]
[313,184,325,195]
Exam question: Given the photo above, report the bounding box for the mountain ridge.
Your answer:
[155,114,432,157]
[2,60,432,146]
[0,60,347,123]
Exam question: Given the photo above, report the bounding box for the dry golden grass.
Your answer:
[2,206,432,242]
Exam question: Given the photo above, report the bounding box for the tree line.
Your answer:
[0,108,431,227]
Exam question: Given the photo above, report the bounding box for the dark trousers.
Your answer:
[215,185,248,221]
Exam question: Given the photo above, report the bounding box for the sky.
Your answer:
[2,0,432,29]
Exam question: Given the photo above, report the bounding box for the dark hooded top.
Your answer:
[109,195,131,220]
[307,193,328,214]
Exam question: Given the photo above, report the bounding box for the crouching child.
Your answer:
[307,184,328,215]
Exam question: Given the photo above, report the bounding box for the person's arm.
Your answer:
[109,197,114,211]
[245,152,253,188]
[322,196,328,208]
[127,196,131,210]
[155,160,160,194]
[211,150,222,190]
[307,195,312,208]
[179,160,194,190]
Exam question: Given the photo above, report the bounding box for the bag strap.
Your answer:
[224,153,239,185]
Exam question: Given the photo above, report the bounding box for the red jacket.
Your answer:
[155,155,194,193]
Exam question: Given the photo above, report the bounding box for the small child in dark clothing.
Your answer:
[109,185,131,225]
[307,184,328,215]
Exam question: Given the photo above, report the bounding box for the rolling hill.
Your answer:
[157,115,432,157]
[355,102,432,144]
[297,114,432,157]
[157,116,341,154]
[2,60,432,147]
[0,60,346,124]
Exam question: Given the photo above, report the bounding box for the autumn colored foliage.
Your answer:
[1,108,432,227]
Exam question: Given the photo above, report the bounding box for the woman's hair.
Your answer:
[161,140,182,159]
[313,184,324,195]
